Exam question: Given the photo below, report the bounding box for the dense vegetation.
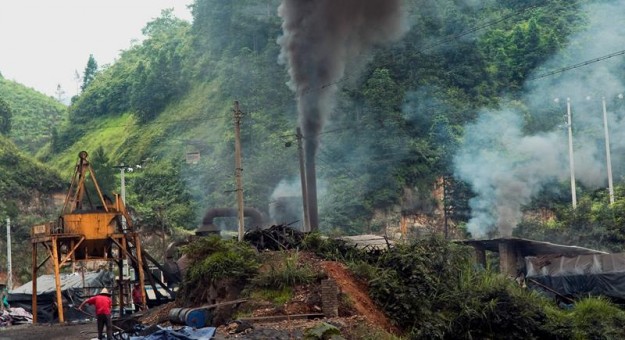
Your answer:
[37,0,596,240]
[310,235,625,339]
[0,135,63,283]
[1,0,625,336]
[178,234,625,338]
[1,0,625,284]
[0,76,66,154]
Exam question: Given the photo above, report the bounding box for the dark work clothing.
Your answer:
[97,313,113,340]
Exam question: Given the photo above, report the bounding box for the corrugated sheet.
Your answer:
[456,237,607,257]
[11,271,111,295]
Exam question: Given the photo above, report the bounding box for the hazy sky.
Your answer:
[0,0,193,101]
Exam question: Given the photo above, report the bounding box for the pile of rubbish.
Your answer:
[244,224,305,251]
[129,325,215,340]
[0,307,33,327]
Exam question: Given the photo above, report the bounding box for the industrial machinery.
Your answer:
[30,151,172,323]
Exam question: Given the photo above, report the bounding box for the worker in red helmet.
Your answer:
[79,287,113,340]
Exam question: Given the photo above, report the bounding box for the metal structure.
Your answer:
[29,151,170,323]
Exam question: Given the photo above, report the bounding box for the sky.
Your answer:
[0,0,194,101]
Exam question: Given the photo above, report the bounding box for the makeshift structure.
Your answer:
[9,271,114,323]
[458,237,625,302]
[526,253,625,302]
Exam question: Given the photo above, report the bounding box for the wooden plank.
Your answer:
[238,313,325,323]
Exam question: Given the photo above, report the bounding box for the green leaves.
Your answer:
[178,236,260,304]
[81,54,99,92]
[0,97,12,135]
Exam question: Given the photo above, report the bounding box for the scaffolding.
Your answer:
[29,151,150,323]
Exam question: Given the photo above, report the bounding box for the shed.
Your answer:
[9,271,114,323]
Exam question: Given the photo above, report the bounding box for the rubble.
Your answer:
[244,224,306,250]
[0,307,33,327]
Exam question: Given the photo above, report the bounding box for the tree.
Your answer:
[55,84,65,103]
[89,146,116,196]
[0,97,12,135]
[81,54,98,91]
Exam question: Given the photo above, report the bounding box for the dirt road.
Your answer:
[0,322,100,340]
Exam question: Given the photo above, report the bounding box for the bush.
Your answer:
[178,236,259,304]
[570,297,625,339]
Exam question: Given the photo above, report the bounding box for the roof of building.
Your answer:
[456,237,608,257]
[11,271,114,295]
[339,234,393,250]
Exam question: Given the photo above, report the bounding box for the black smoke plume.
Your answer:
[278,0,408,229]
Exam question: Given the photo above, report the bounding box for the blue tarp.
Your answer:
[130,326,216,340]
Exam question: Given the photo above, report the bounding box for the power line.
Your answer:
[528,49,625,81]
[419,3,541,53]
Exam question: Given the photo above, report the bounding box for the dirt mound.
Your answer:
[320,261,399,334]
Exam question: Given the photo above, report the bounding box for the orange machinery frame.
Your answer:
[29,151,147,323]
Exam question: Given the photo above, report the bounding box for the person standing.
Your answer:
[132,283,146,311]
[79,288,113,340]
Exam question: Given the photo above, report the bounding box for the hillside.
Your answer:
[38,0,595,240]
[0,76,67,154]
[0,135,64,283]
[3,0,621,259]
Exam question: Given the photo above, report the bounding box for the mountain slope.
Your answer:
[0,76,67,154]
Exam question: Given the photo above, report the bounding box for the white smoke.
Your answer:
[455,0,625,238]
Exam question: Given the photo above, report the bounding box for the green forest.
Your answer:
[0,0,625,258]
[2,0,625,335]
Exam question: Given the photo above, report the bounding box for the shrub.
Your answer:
[570,297,625,339]
[178,236,259,304]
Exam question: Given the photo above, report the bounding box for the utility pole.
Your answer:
[113,165,128,230]
[566,98,577,209]
[6,217,11,291]
[442,176,450,240]
[602,97,615,204]
[296,128,310,232]
[233,101,245,242]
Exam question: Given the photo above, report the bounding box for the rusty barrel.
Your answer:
[168,307,209,328]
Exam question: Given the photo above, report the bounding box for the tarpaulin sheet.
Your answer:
[526,253,625,277]
[130,326,216,340]
[528,273,625,301]
[8,271,115,323]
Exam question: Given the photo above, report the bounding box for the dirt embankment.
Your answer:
[320,261,399,334]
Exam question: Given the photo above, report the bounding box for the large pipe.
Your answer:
[196,207,264,236]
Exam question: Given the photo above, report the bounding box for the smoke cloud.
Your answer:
[277,0,408,228]
[455,0,625,238]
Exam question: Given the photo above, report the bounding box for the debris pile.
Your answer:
[0,307,33,327]
[244,225,306,251]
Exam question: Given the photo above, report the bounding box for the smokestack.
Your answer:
[278,0,408,231]
[304,134,319,230]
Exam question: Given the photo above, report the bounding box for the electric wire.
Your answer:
[528,49,625,81]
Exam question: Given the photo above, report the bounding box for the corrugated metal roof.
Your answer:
[456,237,608,256]
[11,271,111,295]
[339,235,393,249]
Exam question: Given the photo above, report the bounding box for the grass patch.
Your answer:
[250,287,294,305]
[251,251,317,290]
